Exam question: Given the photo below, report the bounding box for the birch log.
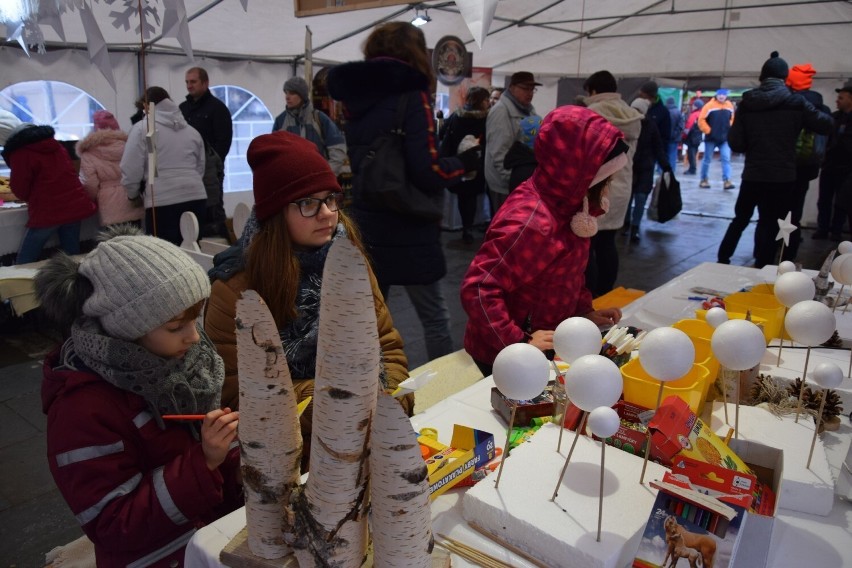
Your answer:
[290,237,379,567]
[236,290,303,559]
[370,392,433,568]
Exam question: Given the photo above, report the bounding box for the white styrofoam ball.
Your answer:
[811,362,844,389]
[838,241,852,255]
[711,319,767,371]
[492,343,551,401]
[777,260,797,274]
[553,317,602,363]
[588,406,620,438]
[785,300,836,347]
[637,327,695,381]
[830,254,852,284]
[705,307,729,329]
[773,271,815,307]
[842,257,852,285]
[564,354,623,412]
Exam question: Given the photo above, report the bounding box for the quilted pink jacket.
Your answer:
[77,129,143,226]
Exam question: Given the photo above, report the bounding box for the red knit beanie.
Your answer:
[786,63,816,91]
[93,110,120,131]
[248,131,340,222]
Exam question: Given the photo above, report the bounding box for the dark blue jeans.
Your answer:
[17,222,82,264]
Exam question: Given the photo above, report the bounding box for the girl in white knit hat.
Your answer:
[34,226,242,568]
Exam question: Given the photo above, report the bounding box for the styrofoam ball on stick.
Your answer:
[588,406,620,438]
[811,362,844,389]
[777,260,797,274]
[637,327,695,381]
[838,241,852,255]
[773,271,815,307]
[553,317,603,363]
[492,343,551,401]
[784,300,836,347]
[705,307,729,329]
[830,254,852,284]
[564,354,623,411]
[711,319,766,371]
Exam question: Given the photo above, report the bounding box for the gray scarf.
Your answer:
[67,316,225,430]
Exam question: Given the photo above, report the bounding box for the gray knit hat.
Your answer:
[283,76,310,102]
[79,235,210,340]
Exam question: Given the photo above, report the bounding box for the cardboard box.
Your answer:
[490,386,555,426]
[420,425,495,500]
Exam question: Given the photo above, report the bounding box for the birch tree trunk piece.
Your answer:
[236,290,303,560]
[370,392,433,568]
[291,237,380,567]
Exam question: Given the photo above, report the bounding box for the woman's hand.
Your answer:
[201,408,239,471]
[586,308,622,328]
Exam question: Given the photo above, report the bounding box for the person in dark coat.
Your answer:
[783,63,832,258]
[2,124,97,264]
[638,81,672,170]
[327,22,480,361]
[439,86,490,244]
[718,52,833,268]
[815,79,852,241]
[625,98,671,242]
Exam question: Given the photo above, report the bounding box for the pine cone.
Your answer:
[809,389,844,420]
[822,330,842,348]
[787,377,806,399]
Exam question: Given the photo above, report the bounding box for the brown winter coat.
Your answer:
[204,270,412,422]
[76,130,143,226]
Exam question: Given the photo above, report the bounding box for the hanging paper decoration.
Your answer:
[38,0,66,41]
[79,5,116,90]
[161,0,192,59]
[455,0,498,48]
[239,0,249,11]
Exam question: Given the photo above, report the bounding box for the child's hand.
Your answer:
[201,408,239,471]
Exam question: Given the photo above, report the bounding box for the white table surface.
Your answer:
[186,262,852,568]
[0,204,99,256]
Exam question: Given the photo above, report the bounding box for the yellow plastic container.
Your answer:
[621,357,711,415]
[695,310,772,344]
[750,283,774,295]
[671,319,720,382]
[722,291,785,341]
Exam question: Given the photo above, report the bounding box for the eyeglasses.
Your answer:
[515,84,538,93]
[290,192,344,217]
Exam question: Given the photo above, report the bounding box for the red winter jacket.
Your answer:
[41,349,243,568]
[3,125,96,228]
[461,107,624,365]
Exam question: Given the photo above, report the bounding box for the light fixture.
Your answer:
[411,7,431,27]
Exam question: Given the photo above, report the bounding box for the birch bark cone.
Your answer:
[291,237,379,567]
[236,290,303,559]
[370,393,433,568]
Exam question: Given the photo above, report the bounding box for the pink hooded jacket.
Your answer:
[77,129,143,226]
[461,106,624,365]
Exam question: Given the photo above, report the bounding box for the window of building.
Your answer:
[0,80,105,176]
[210,85,274,193]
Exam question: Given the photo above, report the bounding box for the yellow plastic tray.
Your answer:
[621,357,711,415]
[722,291,785,341]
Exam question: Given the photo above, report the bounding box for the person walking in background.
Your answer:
[272,76,348,177]
[637,81,672,170]
[121,87,207,246]
[489,87,504,107]
[504,115,541,192]
[327,22,480,361]
[439,86,489,244]
[783,63,831,257]
[485,72,541,213]
[814,79,852,241]
[719,52,832,268]
[682,99,705,175]
[179,67,232,238]
[2,122,97,264]
[626,98,671,243]
[77,110,143,229]
[461,106,627,377]
[698,89,736,189]
[665,96,684,172]
[580,70,643,296]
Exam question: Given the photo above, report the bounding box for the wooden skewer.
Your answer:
[777,307,789,365]
[832,284,846,313]
[806,387,829,470]
[640,380,666,484]
[550,411,588,501]
[494,404,517,489]
[436,535,514,568]
[466,523,551,568]
[550,360,568,452]
[794,347,812,423]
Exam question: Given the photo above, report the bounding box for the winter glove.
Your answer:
[457,145,482,174]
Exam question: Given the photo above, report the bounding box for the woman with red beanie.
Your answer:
[204,131,411,440]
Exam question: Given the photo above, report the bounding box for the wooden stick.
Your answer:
[777,307,789,365]
[550,411,588,501]
[777,242,786,267]
[597,440,606,543]
[720,366,730,425]
[640,380,666,484]
[734,369,740,440]
[435,540,511,568]
[832,284,846,313]
[550,360,568,452]
[848,348,852,379]
[467,523,550,568]
[806,387,829,469]
[494,404,517,489]
[794,347,812,423]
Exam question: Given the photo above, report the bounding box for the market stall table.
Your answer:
[0,203,99,257]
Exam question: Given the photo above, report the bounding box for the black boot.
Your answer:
[630,227,640,243]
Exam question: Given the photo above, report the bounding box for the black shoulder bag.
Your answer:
[358,94,443,222]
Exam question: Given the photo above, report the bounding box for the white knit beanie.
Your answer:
[79,235,210,340]
[0,108,22,146]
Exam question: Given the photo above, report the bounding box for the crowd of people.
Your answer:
[0,21,848,564]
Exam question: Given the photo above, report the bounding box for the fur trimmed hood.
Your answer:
[76,129,127,155]
[1,124,55,161]
[327,57,430,118]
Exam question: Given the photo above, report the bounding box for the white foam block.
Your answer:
[462,423,668,568]
[709,402,834,516]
